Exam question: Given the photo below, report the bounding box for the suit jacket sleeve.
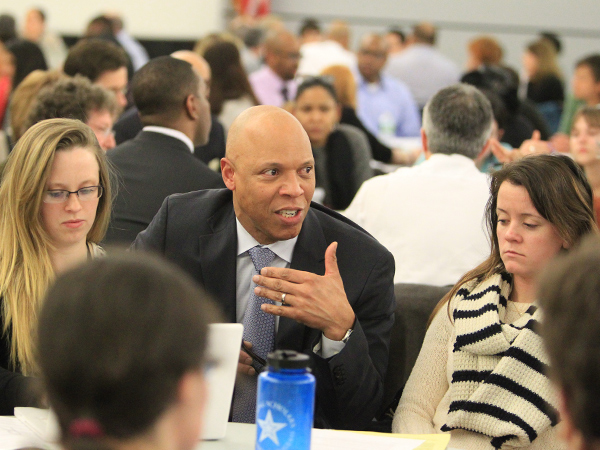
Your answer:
[131,196,169,253]
[311,247,395,430]
[0,368,42,415]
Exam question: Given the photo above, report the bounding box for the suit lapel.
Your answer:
[276,208,327,349]
[197,204,238,323]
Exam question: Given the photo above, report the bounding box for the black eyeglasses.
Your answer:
[43,186,103,204]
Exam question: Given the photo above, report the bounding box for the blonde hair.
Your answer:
[9,69,63,142]
[321,65,357,109]
[193,32,243,57]
[526,39,562,82]
[0,118,112,375]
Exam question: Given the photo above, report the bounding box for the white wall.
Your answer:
[272,0,600,90]
[1,0,599,85]
[0,0,225,39]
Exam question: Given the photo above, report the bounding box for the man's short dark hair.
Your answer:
[576,54,600,83]
[85,15,115,39]
[27,75,118,128]
[422,83,493,158]
[412,22,436,45]
[132,56,199,122]
[540,31,561,54]
[299,18,321,36]
[387,27,405,43]
[63,38,128,82]
[0,14,16,44]
[538,235,600,447]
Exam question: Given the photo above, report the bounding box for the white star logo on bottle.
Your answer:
[257,409,288,445]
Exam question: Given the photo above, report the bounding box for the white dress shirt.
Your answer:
[297,40,357,77]
[235,219,345,357]
[344,154,490,287]
[142,126,194,153]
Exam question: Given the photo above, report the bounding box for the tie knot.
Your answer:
[248,246,276,273]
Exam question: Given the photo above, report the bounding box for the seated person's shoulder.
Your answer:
[166,188,231,211]
[336,123,367,141]
[310,203,392,259]
[136,189,232,247]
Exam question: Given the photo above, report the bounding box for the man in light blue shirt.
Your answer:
[356,34,421,138]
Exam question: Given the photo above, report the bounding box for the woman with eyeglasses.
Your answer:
[0,118,112,414]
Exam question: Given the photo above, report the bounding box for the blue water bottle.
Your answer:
[255,350,315,450]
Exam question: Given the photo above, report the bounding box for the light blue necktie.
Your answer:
[232,246,276,423]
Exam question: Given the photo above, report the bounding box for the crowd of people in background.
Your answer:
[0,6,599,450]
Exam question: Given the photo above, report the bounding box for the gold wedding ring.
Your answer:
[281,293,287,305]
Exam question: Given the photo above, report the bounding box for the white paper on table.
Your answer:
[0,416,47,450]
[14,407,60,443]
[311,428,425,450]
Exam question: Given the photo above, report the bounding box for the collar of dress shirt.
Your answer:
[142,126,195,153]
[358,71,389,88]
[236,218,297,264]
[264,65,286,89]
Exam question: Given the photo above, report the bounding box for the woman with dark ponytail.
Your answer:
[37,252,220,450]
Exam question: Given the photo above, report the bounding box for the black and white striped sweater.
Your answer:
[441,272,559,449]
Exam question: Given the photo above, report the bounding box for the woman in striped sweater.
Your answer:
[392,155,598,450]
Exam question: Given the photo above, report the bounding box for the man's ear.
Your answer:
[477,138,492,159]
[421,128,431,159]
[220,158,236,191]
[185,94,198,120]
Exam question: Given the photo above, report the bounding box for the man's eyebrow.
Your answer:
[257,162,283,169]
[256,160,315,169]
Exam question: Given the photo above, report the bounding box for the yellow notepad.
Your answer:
[312,428,450,450]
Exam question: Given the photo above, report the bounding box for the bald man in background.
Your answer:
[249,30,300,106]
[113,50,226,166]
[133,105,395,431]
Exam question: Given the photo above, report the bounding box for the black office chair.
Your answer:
[368,283,451,432]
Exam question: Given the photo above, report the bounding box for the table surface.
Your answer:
[200,423,256,450]
[0,420,457,450]
[199,423,460,450]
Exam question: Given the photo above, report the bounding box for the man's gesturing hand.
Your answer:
[238,341,256,376]
[255,242,356,341]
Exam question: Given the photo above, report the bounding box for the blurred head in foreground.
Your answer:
[38,252,220,450]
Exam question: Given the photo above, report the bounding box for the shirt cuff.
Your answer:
[313,333,347,359]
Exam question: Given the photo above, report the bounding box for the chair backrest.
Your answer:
[381,283,451,413]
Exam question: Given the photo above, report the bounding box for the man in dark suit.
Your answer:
[113,50,226,167]
[105,56,224,245]
[132,106,395,431]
